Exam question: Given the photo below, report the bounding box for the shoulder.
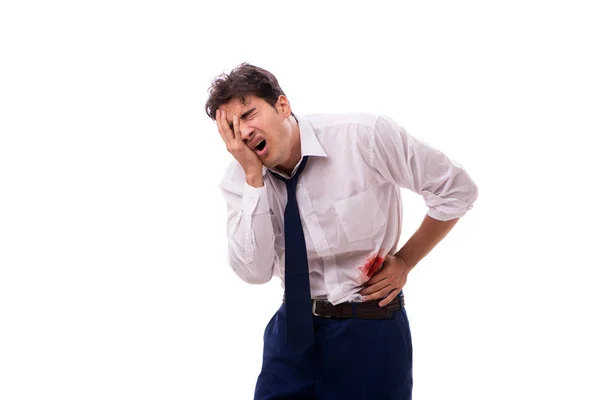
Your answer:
[304,112,405,146]
[303,113,384,147]
[304,112,380,132]
[305,112,403,134]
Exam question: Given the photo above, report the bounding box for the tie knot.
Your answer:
[271,156,309,187]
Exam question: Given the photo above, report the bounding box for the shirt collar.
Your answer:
[296,114,327,159]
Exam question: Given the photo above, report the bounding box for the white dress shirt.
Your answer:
[219,113,478,305]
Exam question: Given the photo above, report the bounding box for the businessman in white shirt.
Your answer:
[205,63,478,400]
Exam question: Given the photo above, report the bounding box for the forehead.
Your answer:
[221,95,264,115]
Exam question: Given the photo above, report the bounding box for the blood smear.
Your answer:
[360,254,384,279]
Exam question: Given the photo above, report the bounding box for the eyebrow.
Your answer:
[240,108,257,120]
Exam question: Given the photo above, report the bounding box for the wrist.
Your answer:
[394,253,416,270]
[245,171,264,188]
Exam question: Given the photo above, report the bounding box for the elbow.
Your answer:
[227,253,274,285]
[461,179,479,214]
[466,178,479,205]
[450,170,479,212]
[425,187,479,221]
[424,168,479,220]
[238,273,272,285]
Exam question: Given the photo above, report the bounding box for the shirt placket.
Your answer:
[296,182,340,300]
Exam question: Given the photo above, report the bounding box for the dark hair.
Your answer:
[204,63,288,120]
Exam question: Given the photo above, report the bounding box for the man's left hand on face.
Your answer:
[360,255,412,307]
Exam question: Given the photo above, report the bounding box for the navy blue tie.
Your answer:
[271,156,314,350]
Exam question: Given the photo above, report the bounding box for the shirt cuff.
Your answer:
[427,204,473,221]
[242,182,270,215]
[427,208,461,221]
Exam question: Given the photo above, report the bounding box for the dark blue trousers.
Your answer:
[254,294,413,399]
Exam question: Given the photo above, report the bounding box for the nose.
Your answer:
[240,121,254,140]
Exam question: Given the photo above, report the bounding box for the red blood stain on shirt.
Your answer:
[360,254,384,279]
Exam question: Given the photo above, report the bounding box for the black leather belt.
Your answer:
[311,294,405,319]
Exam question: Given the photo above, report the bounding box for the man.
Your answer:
[205,63,478,399]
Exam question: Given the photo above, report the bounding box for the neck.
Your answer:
[277,117,302,176]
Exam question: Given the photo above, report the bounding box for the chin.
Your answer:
[263,161,277,170]
[262,155,278,169]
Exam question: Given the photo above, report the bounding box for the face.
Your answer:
[219,95,297,171]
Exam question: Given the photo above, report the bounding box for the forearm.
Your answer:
[394,215,459,268]
[227,209,276,284]
[221,176,276,284]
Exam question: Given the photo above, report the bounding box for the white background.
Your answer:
[1,1,599,399]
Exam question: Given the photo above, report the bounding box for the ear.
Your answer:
[276,95,292,117]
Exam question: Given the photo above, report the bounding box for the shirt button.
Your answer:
[326,256,332,261]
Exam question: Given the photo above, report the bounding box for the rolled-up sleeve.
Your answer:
[368,115,478,221]
[219,163,277,284]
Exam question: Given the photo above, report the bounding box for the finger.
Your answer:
[360,278,389,296]
[361,283,392,302]
[215,110,229,140]
[364,268,388,286]
[365,255,397,285]
[215,110,228,142]
[219,109,234,140]
[232,115,241,141]
[378,288,401,307]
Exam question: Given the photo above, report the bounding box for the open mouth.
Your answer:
[255,140,266,152]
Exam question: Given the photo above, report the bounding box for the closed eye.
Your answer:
[240,108,257,121]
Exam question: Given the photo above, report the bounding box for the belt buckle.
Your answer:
[312,300,330,318]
